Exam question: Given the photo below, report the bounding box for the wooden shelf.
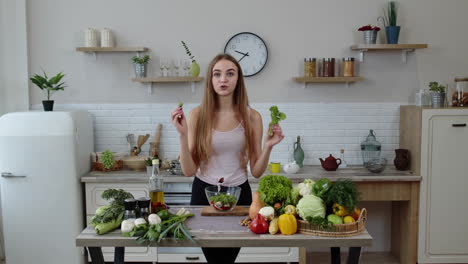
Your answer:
[294,76,363,88]
[350,44,428,63]
[132,77,203,83]
[294,76,363,83]
[132,77,204,95]
[76,47,148,52]
[351,44,428,51]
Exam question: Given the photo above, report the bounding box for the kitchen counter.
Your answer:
[81,165,421,183]
[81,166,420,264]
[77,206,372,264]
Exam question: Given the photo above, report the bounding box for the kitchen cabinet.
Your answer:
[84,181,298,263]
[400,106,468,263]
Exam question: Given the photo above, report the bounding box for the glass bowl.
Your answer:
[205,186,241,211]
[365,158,387,173]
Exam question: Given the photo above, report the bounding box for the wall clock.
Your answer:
[224,32,268,77]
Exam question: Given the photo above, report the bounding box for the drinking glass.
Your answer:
[173,59,181,77]
[183,60,191,76]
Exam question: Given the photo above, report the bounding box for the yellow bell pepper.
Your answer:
[278,214,297,235]
[332,203,348,217]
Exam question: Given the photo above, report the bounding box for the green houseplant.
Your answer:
[428,81,446,108]
[131,55,150,78]
[380,1,400,44]
[181,41,200,77]
[30,71,66,111]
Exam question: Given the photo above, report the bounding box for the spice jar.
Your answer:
[137,197,151,221]
[304,58,317,77]
[124,198,137,220]
[322,58,335,77]
[304,58,310,77]
[342,57,355,77]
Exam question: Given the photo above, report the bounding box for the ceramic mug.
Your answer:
[268,162,281,173]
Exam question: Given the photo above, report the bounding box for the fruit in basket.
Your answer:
[332,203,349,217]
[350,207,361,221]
[296,194,326,220]
[250,214,269,234]
[278,213,297,235]
[343,216,356,224]
[327,214,343,225]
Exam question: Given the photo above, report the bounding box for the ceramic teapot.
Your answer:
[283,161,300,174]
[319,154,342,171]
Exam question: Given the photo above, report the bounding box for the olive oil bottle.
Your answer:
[149,159,164,212]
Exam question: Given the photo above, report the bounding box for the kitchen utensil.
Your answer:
[150,123,162,157]
[205,186,241,212]
[123,156,148,171]
[132,134,150,156]
[126,134,135,155]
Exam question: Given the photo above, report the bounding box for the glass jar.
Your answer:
[304,58,317,77]
[137,197,151,220]
[322,58,335,77]
[342,57,355,77]
[360,130,382,167]
[454,77,468,106]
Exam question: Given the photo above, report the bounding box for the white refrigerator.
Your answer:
[0,111,93,264]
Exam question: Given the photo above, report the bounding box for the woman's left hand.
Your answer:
[264,124,284,148]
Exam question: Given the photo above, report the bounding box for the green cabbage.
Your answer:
[296,194,326,220]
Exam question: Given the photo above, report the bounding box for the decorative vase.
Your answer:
[42,100,54,111]
[394,149,410,171]
[363,30,378,44]
[134,63,147,78]
[431,92,446,108]
[385,26,400,44]
[190,61,200,77]
[293,136,305,168]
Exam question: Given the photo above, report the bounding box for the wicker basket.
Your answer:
[298,208,367,237]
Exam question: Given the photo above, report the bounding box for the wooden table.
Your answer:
[76,207,372,264]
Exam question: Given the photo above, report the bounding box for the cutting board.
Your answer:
[200,206,250,216]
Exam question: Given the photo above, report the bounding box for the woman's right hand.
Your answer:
[171,106,187,135]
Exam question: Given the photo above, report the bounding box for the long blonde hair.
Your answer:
[192,54,254,169]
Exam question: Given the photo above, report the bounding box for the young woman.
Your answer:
[170,54,284,263]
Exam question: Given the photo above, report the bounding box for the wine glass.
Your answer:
[173,59,181,77]
[159,57,166,77]
[183,59,191,76]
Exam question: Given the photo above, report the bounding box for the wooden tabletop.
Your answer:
[76,207,372,248]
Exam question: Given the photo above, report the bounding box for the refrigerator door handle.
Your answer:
[1,172,26,178]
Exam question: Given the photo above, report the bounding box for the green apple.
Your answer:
[327,214,343,225]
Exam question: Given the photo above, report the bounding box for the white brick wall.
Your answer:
[31,103,401,165]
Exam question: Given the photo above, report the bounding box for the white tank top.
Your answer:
[195,121,247,186]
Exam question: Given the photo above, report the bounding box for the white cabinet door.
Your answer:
[419,112,468,263]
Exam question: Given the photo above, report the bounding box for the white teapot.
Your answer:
[283,161,300,174]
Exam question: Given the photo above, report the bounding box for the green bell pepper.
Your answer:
[312,178,332,198]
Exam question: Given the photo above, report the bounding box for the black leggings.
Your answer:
[190,177,252,264]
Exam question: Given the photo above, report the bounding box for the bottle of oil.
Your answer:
[149,159,164,213]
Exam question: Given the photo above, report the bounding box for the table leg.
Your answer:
[87,247,105,264]
[346,247,361,264]
[331,247,341,264]
[115,247,125,264]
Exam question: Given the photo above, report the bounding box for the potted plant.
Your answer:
[181,40,200,77]
[379,1,400,44]
[131,55,150,78]
[30,71,66,111]
[358,25,381,44]
[428,81,446,108]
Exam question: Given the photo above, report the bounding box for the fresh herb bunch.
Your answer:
[181,41,196,62]
[268,106,286,136]
[30,71,66,100]
[131,55,150,64]
[132,211,195,244]
[145,157,153,166]
[91,189,134,235]
[306,216,335,231]
[428,81,446,93]
[101,150,115,170]
[258,175,293,206]
[323,179,360,210]
[209,193,237,205]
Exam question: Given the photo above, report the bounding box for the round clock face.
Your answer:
[224,32,268,77]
